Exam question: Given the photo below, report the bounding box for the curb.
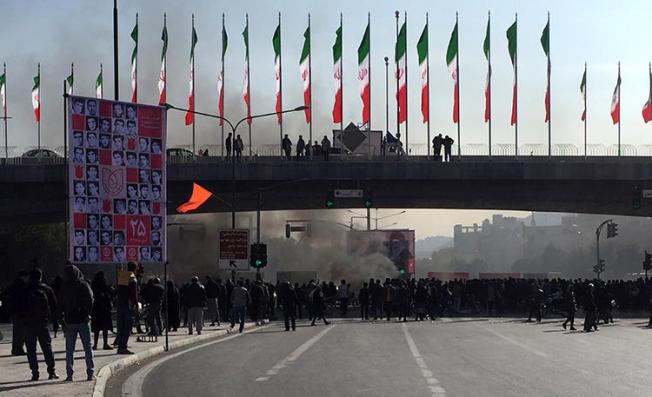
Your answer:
[92,323,255,397]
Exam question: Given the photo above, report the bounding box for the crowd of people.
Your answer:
[3,265,652,382]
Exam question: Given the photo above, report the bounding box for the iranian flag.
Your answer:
[611,71,621,125]
[395,21,407,124]
[185,23,198,126]
[218,21,227,126]
[580,68,586,121]
[506,21,517,126]
[541,19,550,123]
[417,22,428,123]
[483,16,490,123]
[272,22,282,124]
[0,68,6,118]
[158,17,168,105]
[643,63,652,123]
[95,66,103,99]
[332,25,342,124]
[66,65,74,96]
[242,22,251,125]
[358,23,370,126]
[32,68,40,122]
[130,16,138,103]
[299,25,311,123]
[446,21,459,123]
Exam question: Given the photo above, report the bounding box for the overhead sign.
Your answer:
[642,189,652,199]
[218,229,250,270]
[334,189,363,198]
[68,96,166,264]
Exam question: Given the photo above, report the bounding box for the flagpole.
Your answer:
[487,11,492,159]
[63,78,69,255]
[367,12,371,159]
[113,0,119,100]
[547,12,551,158]
[618,61,621,157]
[456,12,461,159]
[395,11,400,154]
[278,12,283,157]
[426,13,431,158]
[221,13,225,158]
[3,62,8,159]
[192,14,196,155]
[308,13,313,151]
[37,63,41,152]
[246,14,252,157]
[514,13,518,157]
[584,62,587,158]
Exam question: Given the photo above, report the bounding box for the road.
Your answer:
[112,317,652,397]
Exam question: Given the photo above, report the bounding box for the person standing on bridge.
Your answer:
[296,135,306,159]
[443,135,454,162]
[230,279,249,333]
[321,135,331,161]
[282,134,292,159]
[235,135,244,161]
[225,132,232,161]
[433,134,443,161]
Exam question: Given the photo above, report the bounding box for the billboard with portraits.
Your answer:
[68,96,166,264]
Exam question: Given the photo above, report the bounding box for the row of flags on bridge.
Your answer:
[2,12,652,140]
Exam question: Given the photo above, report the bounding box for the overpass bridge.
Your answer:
[1,155,651,223]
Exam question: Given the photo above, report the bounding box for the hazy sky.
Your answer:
[3,0,652,153]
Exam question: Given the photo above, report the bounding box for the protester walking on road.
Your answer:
[166,281,181,332]
[562,284,577,331]
[24,268,59,381]
[185,276,206,335]
[358,282,370,320]
[115,262,139,355]
[337,280,349,316]
[205,276,221,327]
[583,283,598,332]
[230,280,249,333]
[58,264,94,381]
[310,285,330,326]
[279,281,298,331]
[143,278,165,337]
[8,270,29,356]
[90,271,113,350]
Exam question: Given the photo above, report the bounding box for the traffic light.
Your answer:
[250,243,268,268]
[633,185,642,210]
[285,223,291,239]
[644,250,652,271]
[363,191,373,209]
[606,222,618,238]
[398,267,406,275]
[593,258,605,276]
[326,191,335,208]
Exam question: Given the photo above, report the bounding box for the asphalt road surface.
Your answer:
[112,317,652,397]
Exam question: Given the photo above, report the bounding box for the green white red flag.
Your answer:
[130,16,138,103]
[643,63,652,123]
[185,21,198,126]
[358,22,370,126]
[506,20,517,125]
[541,19,550,122]
[446,21,459,123]
[483,16,490,123]
[159,16,168,105]
[611,69,621,125]
[0,66,6,118]
[273,22,282,124]
[299,24,311,123]
[95,65,103,99]
[66,64,74,96]
[243,21,251,125]
[580,68,586,121]
[416,22,428,123]
[395,21,407,124]
[218,19,227,126]
[32,66,40,122]
[332,25,342,124]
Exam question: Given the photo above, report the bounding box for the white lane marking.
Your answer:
[255,324,336,382]
[477,324,549,358]
[123,325,269,397]
[402,323,446,396]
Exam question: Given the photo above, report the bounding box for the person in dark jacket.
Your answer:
[8,270,29,356]
[371,279,384,320]
[250,280,266,326]
[115,262,138,355]
[185,276,206,335]
[562,284,577,331]
[165,281,180,332]
[58,264,94,381]
[310,286,330,326]
[91,271,113,350]
[358,283,370,320]
[24,268,59,381]
[279,281,298,331]
[205,276,221,326]
[143,278,165,336]
[51,275,63,338]
[583,283,598,332]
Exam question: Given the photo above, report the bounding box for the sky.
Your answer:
[2,0,649,236]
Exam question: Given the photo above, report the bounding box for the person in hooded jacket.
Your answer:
[91,271,113,350]
[58,264,95,381]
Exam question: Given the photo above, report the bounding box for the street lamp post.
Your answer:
[165,103,308,229]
